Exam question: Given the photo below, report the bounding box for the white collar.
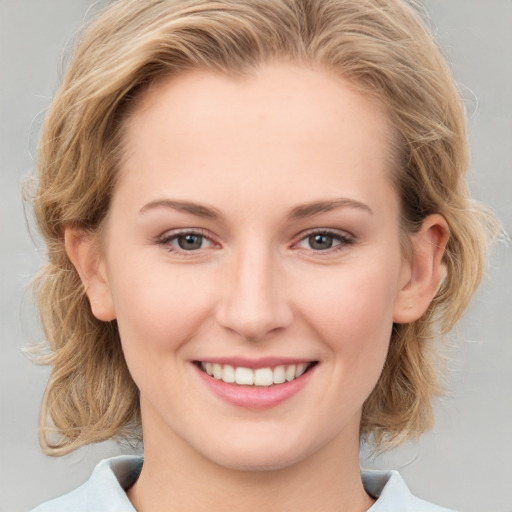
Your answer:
[31,455,456,511]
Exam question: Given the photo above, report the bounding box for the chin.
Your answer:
[211,450,304,472]
[197,434,318,473]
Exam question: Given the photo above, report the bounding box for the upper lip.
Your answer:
[193,357,317,369]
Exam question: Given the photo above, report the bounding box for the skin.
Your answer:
[66,63,448,512]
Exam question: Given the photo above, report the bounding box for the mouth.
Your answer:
[194,361,318,387]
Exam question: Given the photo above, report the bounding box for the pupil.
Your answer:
[178,234,202,250]
[309,234,333,250]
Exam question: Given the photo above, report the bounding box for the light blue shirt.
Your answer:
[30,455,456,511]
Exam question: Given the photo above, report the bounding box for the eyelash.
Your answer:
[294,229,355,253]
[156,228,355,256]
[156,228,215,256]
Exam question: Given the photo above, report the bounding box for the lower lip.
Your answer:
[194,364,315,409]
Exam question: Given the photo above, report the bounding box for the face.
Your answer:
[86,64,417,470]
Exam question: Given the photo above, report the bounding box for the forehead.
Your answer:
[126,62,392,149]
[117,63,397,218]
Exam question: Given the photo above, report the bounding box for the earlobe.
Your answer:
[64,228,116,322]
[393,214,449,324]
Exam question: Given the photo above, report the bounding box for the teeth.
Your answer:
[254,367,273,386]
[273,365,286,384]
[222,364,235,383]
[296,363,307,378]
[235,367,254,385]
[213,363,222,379]
[200,362,312,386]
[285,365,296,382]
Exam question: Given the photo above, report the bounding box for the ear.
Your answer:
[64,228,116,322]
[393,214,449,324]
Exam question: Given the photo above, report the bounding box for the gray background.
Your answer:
[1,1,511,511]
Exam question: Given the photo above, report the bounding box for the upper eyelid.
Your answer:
[292,227,355,242]
[157,227,212,241]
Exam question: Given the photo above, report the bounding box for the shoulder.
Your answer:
[29,455,143,512]
[363,469,457,512]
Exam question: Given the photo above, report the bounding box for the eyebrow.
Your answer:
[139,199,222,218]
[286,198,373,219]
[139,197,373,219]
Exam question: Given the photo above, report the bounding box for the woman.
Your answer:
[28,0,496,510]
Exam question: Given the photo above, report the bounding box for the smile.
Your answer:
[193,359,318,409]
[198,361,315,386]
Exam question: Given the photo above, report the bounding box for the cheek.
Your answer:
[295,260,400,374]
[106,259,219,404]
[108,258,215,354]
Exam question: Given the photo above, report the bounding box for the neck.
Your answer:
[128,413,374,512]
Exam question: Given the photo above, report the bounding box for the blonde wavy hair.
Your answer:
[30,0,497,456]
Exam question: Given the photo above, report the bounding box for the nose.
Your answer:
[215,242,293,341]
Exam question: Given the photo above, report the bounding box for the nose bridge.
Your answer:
[216,237,292,340]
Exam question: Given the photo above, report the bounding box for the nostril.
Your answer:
[215,297,294,342]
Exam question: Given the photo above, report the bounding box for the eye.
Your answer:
[295,230,354,252]
[306,233,337,251]
[157,229,216,254]
[175,233,206,250]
